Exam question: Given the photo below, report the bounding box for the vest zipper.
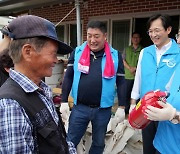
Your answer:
[156,67,158,73]
[178,86,180,92]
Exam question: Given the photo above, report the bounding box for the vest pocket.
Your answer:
[38,121,57,138]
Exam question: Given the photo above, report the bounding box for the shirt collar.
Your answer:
[131,45,141,52]
[155,39,172,54]
[9,69,51,96]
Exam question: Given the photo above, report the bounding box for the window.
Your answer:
[112,20,130,52]
[69,24,77,49]
[56,25,64,42]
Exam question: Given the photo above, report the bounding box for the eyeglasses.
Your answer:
[175,34,180,40]
[147,28,164,36]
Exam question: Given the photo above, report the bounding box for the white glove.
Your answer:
[144,101,176,121]
[114,108,125,123]
[60,102,70,122]
[129,104,136,113]
[111,108,125,132]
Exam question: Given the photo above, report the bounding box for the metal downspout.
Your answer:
[75,0,81,46]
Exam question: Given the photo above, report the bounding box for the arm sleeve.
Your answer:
[131,49,144,100]
[61,51,75,102]
[122,48,126,60]
[0,99,33,153]
[116,52,126,106]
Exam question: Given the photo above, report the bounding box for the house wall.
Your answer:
[30,0,180,41]
[29,0,180,89]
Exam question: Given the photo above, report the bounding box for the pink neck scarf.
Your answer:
[78,42,115,78]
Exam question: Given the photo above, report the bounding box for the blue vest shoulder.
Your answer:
[140,39,180,98]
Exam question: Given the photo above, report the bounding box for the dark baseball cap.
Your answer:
[2,15,73,55]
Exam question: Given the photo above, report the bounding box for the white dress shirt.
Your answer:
[131,40,172,100]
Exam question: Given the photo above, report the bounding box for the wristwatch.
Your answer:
[171,111,180,124]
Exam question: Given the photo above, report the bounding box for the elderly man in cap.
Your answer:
[0,15,76,154]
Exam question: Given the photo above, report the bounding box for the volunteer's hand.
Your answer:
[129,104,136,113]
[144,101,176,121]
[111,107,125,132]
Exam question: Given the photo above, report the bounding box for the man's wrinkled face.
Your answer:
[148,18,171,49]
[29,40,58,78]
[87,28,107,52]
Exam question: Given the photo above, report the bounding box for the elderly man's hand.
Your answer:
[144,101,176,121]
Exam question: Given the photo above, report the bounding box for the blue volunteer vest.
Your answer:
[153,63,180,154]
[72,42,118,108]
[140,39,180,98]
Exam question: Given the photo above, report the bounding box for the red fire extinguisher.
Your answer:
[128,90,169,129]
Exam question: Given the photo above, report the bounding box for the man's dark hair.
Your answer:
[87,20,107,33]
[132,31,141,38]
[147,14,172,30]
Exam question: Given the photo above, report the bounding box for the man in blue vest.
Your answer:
[130,14,180,154]
[144,28,180,153]
[61,20,126,154]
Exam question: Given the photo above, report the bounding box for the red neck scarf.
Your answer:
[78,42,115,78]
